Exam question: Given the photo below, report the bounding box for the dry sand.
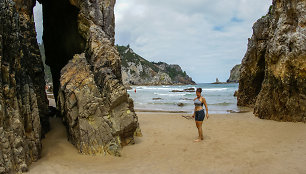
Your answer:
[28,111,306,174]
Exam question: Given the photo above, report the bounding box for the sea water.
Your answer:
[127,83,242,114]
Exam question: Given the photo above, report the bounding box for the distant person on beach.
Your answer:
[192,88,209,142]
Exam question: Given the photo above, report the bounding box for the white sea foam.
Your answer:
[203,88,228,91]
[154,93,186,96]
[128,84,239,114]
[139,87,182,91]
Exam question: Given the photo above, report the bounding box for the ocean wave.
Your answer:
[137,87,182,91]
[154,93,186,96]
[203,88,228,91]
[133,86,198,91]
[208,102,233,106]
[148,102,179,105]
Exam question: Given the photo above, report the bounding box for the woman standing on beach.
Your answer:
[192,88,209,142]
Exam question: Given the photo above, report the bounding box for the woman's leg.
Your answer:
[198,121,203,140]
[195,121,203,141]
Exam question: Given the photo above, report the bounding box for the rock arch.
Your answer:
[0,0,141,173]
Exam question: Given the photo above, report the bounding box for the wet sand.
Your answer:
[28,111,306,174]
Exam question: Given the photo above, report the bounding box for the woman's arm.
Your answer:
[192,97,197,117]
[202,97,209,119]
[192,108,196,118]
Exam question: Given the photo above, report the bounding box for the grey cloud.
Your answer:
[115,0,272,82]
[33,0,272,82]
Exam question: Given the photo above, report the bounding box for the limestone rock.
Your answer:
[227,64,241,83]
[0,0,141,172]
[58,54,139,155]
[238,0,306,121]
[117,45,196,85]
[0,0,49,173]
[47,0,142,156]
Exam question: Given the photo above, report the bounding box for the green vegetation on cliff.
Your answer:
[116,45,195,85]
[38,44,195,85]
[117,45,159,72]
[38,43,52,83]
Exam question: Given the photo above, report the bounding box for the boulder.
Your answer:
[177,103,185,107]
[58,54,140,156]
[238,0,306,121]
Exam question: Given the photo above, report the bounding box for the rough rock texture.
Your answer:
[38,0,142,155]
[0,0,49,173]
[0,0,141,172]
[58,54,140,156]
[227,64,241,83]
[238,0,306,122]
[117,45,196,85]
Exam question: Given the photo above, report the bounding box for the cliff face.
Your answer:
[1,0,141,172]
[117,45,196,85]
[238,0,306,121]
[227,64,241,83]
[0,0,49,173]
[41,0,141,156]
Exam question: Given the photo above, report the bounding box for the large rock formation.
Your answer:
[0,0,141,172]
[0,0,49,173]
[227,64,241,83]
[58,54,140,155]
[117,45,196,85]
[40,0,141,155]
[238,0,306,121]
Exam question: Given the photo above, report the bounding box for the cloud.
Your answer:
[115,0,272,82]
[33,0,272,83]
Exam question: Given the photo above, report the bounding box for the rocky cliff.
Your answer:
[227,64,241,83]
[0,0,141,173]
[238,0,306,122]
[117,45,196,85]
[0,0,49,173]
[41,0,141,156]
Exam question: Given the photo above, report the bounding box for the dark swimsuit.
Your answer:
[194,98,205,121]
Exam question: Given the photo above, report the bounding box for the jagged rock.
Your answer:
[0,0,49,173]
[177,103,185,107]
[58,54,139,155]
[51,0,141,155]
[117,45,196,85]
[184,88,196,92]
[58,54,140,155]
[227,64,241,83]
[171,90,184,92]
[233,91,238,97]
[171,88,196,93]
[238,0,306,121]
[125,86,132,90]
[1,0,141,172]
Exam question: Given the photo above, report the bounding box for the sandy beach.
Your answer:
[28,111,306,174]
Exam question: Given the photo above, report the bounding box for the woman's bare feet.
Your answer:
[194,138,201,142]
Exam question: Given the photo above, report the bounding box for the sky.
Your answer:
[34,0,272,83]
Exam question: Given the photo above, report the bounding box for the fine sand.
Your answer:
[28,111,306,174]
